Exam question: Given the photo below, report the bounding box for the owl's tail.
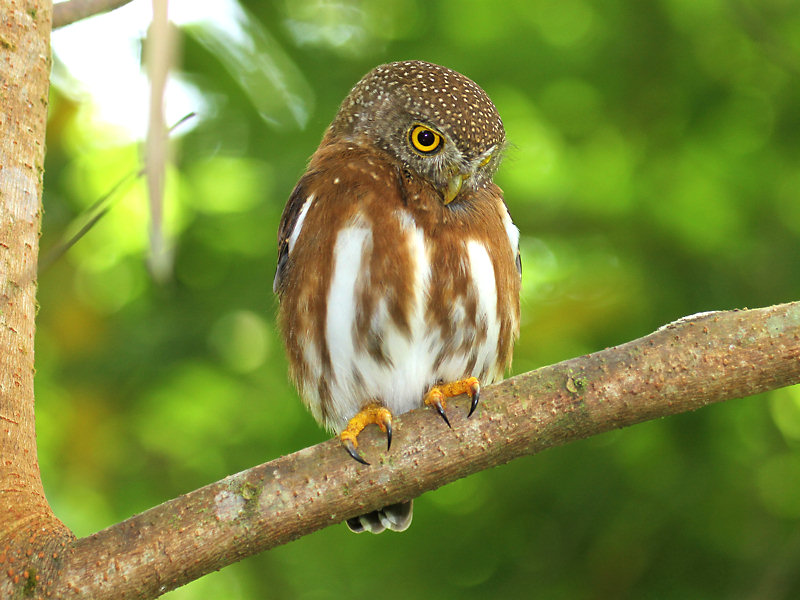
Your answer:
[345,500,413,534]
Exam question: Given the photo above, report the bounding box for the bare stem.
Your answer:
[53,0,135,28]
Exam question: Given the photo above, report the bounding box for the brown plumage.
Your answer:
[274,61,521,533]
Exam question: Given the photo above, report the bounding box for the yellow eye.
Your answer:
[408,125,443,154]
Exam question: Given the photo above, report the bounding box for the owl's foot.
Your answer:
[340,404,393,465]
[424,377,481,427]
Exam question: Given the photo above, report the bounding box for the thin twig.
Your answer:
[37,112,195,275]
[144,0,175,281]
[0,112,195,318]
[53,0,136,29]
[38,172,137,273]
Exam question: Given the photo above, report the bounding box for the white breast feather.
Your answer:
[326,225,373,428]
[467,241,502,381]
[368,218,433,416]
[322,216,504,430]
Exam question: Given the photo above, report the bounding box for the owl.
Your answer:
[273,61,521,533]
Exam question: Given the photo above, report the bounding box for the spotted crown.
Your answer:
[329,60,505,158]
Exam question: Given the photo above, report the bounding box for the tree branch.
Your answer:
[0,3,76,598]
[53,0,134,29]
[54,301,800,599]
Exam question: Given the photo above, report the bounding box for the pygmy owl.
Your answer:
[274,60,521,533]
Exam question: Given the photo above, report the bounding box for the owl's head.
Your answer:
[328,60,506,205]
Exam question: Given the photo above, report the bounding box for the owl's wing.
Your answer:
[273,177,312,297]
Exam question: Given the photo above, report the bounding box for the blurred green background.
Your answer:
[37,0,800,598]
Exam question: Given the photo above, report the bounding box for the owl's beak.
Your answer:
[443,173,468,205]
[442,146,497,205]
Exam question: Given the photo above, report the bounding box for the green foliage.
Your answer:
[39,0,800,597]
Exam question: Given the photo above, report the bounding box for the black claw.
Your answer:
[434,402,452,428]
[385,419,393,451]
[468,386,481,418]
[344,440,370,465]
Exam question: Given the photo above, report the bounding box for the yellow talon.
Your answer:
[340,404,393,465]
[424,376,481,426]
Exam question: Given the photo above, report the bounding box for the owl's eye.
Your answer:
[408,125,443,155]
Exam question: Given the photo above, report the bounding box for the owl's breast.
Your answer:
[277,152,519,432]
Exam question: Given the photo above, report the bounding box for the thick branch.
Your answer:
[53,0,134,28]
[58,301,800,599]
[0,3,75,598]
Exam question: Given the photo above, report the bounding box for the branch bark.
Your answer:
[0,2,75,598]
[52,0,133,29]
[52,301,800,599]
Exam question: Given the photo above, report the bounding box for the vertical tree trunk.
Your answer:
[0,2,73,597]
